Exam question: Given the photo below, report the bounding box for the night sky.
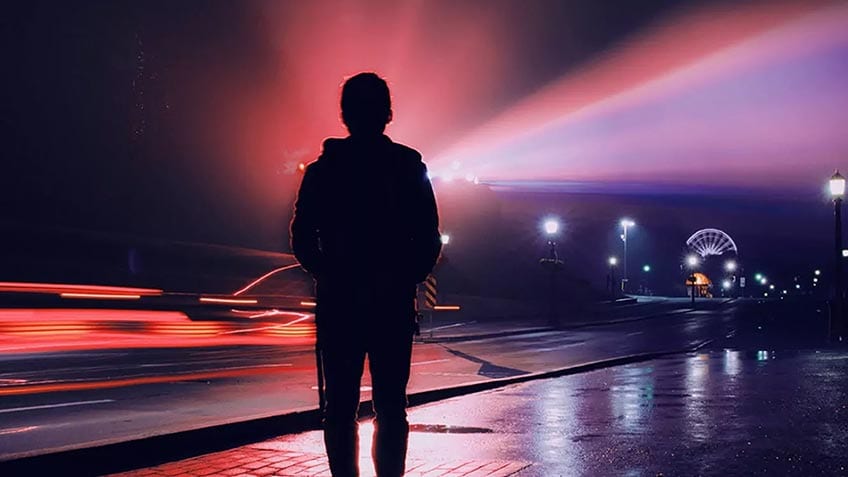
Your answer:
[2,0,846,294]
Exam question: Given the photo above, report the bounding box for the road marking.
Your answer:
[0,364,296,397]
[0,426,39,436]
[428,321,476,332]
[0,399,114,415]
[411,359,450,366]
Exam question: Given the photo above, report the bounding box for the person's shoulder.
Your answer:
[320,137,348,158]
[389,141,422,162]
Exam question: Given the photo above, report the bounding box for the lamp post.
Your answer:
[829,171,845,340]
[540,218,564,327]
[725,260,738,298]
[608,256,618,300]
[686,254,699,308]
[620,219,635,293]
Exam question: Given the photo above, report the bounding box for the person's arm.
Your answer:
[290,164,323,277]
[411,162,442,283]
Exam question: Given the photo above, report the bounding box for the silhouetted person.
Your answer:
[291,72,441,477]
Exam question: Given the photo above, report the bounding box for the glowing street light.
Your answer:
[815,269,822,276]
[722,280,732,290]
[725,260,737,273]
[608,256,618,266]
[642,264,651,272]
[754,273,763,281]
[761,278,769,286]
[686,255,700,268]
[543,218,560,236]
[619,219,636,293]
[440,234,451,245]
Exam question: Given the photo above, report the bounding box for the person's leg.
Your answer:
[320,331,366,477]
[368,323,414,477]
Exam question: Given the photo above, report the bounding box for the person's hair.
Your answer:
[341,72,392,135]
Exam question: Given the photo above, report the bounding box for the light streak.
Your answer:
[433,305,461,311]
[0,282,163,296]
[300,301,317,307]
[232,264,302,296]
[0,309,186,323]
[199,297,259,305]
[60,293,141,300]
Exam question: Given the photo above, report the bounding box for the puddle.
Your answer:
[409,424,493,434]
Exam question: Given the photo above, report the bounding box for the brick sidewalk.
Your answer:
[111,447,531,477]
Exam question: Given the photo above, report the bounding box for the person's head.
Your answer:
[340,72,392,136]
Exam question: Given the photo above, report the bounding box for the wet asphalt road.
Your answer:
[2,298,741,460]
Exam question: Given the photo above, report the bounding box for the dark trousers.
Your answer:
[317,304,415,477]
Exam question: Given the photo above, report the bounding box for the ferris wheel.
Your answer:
[686,228,738,258]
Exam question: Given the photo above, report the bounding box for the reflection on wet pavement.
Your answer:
[274,349,847,476]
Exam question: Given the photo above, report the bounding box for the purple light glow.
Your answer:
[431,2,848,192]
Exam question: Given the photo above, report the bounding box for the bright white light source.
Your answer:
[815,269,821,276]
[620,219,635,228]
[842,249,848,258]
[686,255,699,268]
[543,218,560,236]
[440,234,450,245]
[830,170,845,197]
[768,284,774,289]
[725,260,737,272]
[795,284,801,289]
[609,257,618,266]
[722,280,732,290]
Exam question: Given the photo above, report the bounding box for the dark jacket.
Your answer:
[291,135,441,303]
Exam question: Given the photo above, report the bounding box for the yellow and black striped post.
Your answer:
[423,274,438,309]
[416,274,438,340]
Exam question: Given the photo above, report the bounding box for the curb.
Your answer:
[0,338,715,477]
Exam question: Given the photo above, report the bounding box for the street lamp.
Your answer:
[540,217,564,326]
[685,254,699,307]
[440,234,451,245]
[725,260,737,273]
[608,256,618,300]
[620,219,635,293]
[829,170,845,340]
